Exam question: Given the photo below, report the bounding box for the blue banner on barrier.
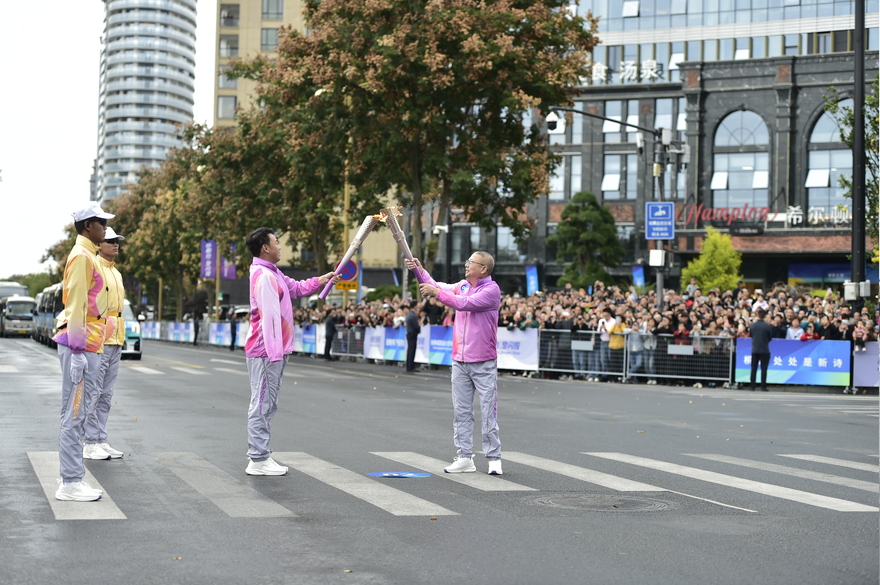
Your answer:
[302,324,316,354]
[735,339,851,386]
[526,265,539,297]
[384,327,406,361]
[429,326,453,365]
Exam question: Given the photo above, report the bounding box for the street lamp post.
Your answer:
[545,107,688,308]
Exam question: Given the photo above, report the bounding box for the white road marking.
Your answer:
[687,454,879,493]
[371,452,536,492]
[272,452,457,516]
[129,366,163,375]
[505,452,664,492]
[169,366,208,375]
[0,365,19,372]
[778,454,878,473]
[28,451,126,520]
[210,358,244,365]
[587,452,878,512]
[154,452,294,518]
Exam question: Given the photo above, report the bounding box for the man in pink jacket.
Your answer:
[407,251,503,475]
[243,227,338,476]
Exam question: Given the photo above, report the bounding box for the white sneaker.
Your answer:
[98,443,124,459]
[246,457,288,476]
[488,460,503,475]
[444,456,476,473]
[83,444,112,460]
[55,481,103,501]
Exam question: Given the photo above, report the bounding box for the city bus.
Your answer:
[35,282,64,347]
[0,294,38,338]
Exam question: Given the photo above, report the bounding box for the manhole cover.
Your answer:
[532,494,671,512]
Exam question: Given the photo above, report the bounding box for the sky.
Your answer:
[0,1,217,279]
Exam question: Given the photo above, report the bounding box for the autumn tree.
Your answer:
[233,0,598,269]
[547,191,624,289]
[680,226,743,293]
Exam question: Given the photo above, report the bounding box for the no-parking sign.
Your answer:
[338,260,359,282]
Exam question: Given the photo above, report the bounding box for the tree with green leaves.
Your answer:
[231,0,598,271]
[547,191,624,289]
[680,226,743,293]
[825,74,878,260]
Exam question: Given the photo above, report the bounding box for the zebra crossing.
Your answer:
[27,448,878,521]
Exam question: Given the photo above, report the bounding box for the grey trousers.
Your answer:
[57,345,101,482]
[451,359,501,460]
[85,345,122,444]
[246,356,287,462]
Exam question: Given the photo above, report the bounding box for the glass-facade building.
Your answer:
[448,1,879,293]
[94,0,197,202]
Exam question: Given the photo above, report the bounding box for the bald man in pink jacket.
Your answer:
[407,251,503,475]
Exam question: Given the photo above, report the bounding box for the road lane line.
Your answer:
[28,452,126,520]
[129,366,163,375]
[778,454,878,473]
[505,452,664,492]
[0,365,19,373]
[210,358,244,365]
[372,452,536,492]
[169,366,208,375]
[687,454,879,493]
[665,490,758,513]
[587,453,878,512]
[213,367,247,376]
[154,452,295,518]
[272,452,457,516]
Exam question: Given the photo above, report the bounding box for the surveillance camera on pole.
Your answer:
[545,111,559,131]
[636,132,645,154]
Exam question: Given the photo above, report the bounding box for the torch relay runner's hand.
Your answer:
[69,352,87,384]
[419,283,440,298]
[318,272,341,286]
[405,258,423,272]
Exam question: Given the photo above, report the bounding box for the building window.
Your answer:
[603,154,637,200]
[549,155,581,200]
[711,110,770,210]
[219,35,239,58]
[451,226,480,264]
[220,4,239,27]
[261,28,279,52]
[603,100,622,143]
[617,225,637,263]
[622,1,640,17]
[218,96,237,119]
[218,66,237,89]
[806,99,853,224]
[262,0,283,20]
[496,226,527,263]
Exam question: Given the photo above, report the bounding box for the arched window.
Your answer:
[711,110,770,209]
[805,99,853,225]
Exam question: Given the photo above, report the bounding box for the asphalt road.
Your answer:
[1,337,877,585]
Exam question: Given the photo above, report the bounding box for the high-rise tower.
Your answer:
[95,0,197,202]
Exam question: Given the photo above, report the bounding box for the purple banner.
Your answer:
[221,244,237,280]
[200,240,217,279]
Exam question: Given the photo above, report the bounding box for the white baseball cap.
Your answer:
[104,226,125,241]
[72,201,115,222]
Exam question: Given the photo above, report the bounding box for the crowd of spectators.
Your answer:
[301,278,879,352]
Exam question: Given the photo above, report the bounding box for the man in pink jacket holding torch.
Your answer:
[407,251,503,475]
[243,228,338,476]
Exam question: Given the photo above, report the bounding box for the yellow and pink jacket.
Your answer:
[53,235,107,354]
[98,255,125,346]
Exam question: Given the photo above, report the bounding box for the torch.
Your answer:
[380,206,429,284]
[319,215,379,300]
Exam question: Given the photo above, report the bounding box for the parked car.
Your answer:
[121,300,142,360]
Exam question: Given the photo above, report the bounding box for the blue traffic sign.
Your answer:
[646,202,675,240]
[338,260,359,282]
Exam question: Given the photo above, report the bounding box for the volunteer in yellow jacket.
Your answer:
[52,202,114,502]
[83,227,126,460]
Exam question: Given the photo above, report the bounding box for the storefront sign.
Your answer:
[730,225,764,236]
[678,203,769,228]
